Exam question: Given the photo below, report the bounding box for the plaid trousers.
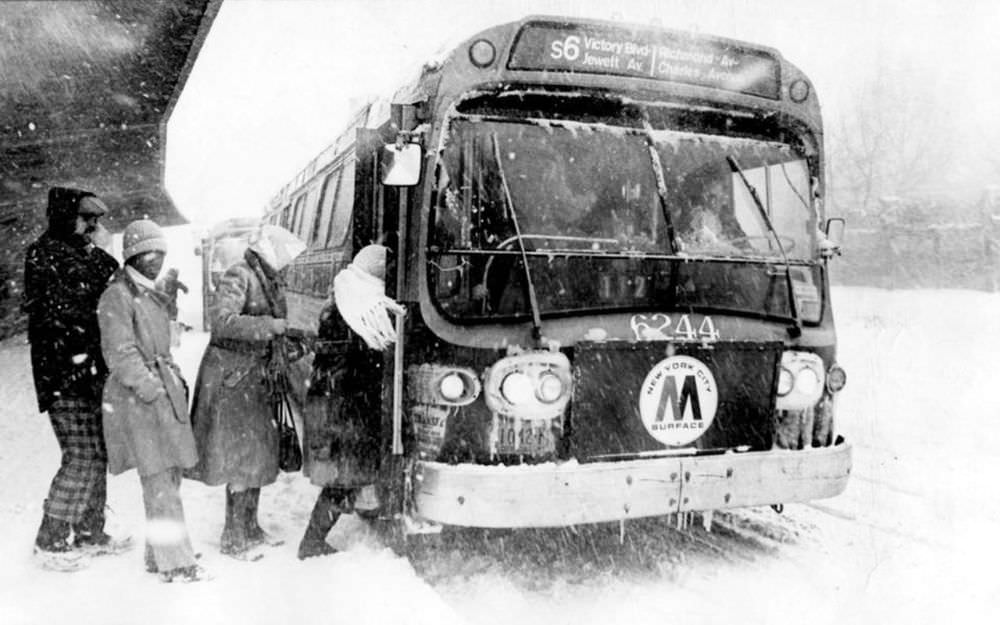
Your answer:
[43,399,108,524]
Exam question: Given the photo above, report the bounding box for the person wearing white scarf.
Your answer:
[297,244,404,559]
[332,244,405,350]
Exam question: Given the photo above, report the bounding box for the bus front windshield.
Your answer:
[429,116,820,322]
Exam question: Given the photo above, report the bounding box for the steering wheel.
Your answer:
[729,235,797,253]
[478,236,528,313]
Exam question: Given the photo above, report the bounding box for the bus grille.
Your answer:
[570,340,783,461]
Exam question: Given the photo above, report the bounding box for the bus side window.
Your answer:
[314,171,340,248]
[298,187,319,242]
[290,195,305,239]
[326,160,355,248]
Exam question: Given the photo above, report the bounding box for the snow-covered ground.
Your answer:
[1,285,998,625]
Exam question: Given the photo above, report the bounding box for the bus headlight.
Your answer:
[407,364,481,406]
[775,351,825,411]
[439,372,467,402]
[537,371,564,403]
[794,367,820,395]
[501,371,535,405]
[484,351,573,419]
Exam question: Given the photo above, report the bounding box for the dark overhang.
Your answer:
[0,0,221,231]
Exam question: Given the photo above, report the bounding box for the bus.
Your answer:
[196,216,260,331]
[265,15,851,532]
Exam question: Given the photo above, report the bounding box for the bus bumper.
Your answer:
[413,441,852,528]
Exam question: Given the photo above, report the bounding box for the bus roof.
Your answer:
[206,216,259,239]
[263,101,391,214]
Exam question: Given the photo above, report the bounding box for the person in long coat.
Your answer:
[297,244,403,559]
[188,225,306,558]
[23,186,122,569]
[98,220,205,582]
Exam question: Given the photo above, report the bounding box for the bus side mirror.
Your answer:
[381,143,422,186]
[821,217,846,258]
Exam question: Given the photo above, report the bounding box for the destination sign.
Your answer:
[508,22,780,100]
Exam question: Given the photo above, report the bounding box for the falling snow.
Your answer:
[0,283,998,624]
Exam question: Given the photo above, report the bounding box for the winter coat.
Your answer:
[187,256,292,488]
[98,269,196,476]
[303,298,381,488]
[23,188,119,413]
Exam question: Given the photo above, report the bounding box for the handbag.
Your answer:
[276,391,303,472]
[251,252,305,473]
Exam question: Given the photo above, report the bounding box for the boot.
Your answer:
[220,487,252,558]
[73,505,132,555]
[147,546,201,574]
[72,505,105,542]
[145,543,158,574]
[34,514,88,572]
[159,564,211,583]
[296,487,344,560]
[35,514,73,552]
[245,488,282,547]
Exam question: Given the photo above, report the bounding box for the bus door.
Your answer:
[358,124,425,518]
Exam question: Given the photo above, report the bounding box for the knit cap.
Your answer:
[351,244,387,280]
[333,243,402,351]
[122,219,167,261]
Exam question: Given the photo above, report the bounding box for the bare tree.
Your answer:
[826,63,956,219]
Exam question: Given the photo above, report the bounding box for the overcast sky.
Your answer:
[165,0,1000,225]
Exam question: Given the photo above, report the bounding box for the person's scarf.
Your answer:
[244,248,297,409]
[333,263,402,351]
[245,249,287,319]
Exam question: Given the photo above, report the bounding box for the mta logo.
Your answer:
[655,375,702,422]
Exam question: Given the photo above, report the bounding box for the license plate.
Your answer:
[495,415,555,456]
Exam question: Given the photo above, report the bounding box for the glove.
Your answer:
[270,318,288,336]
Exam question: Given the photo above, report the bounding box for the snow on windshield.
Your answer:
[428,117,817,321]
[432,118,815,259]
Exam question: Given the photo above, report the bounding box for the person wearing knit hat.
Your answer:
[332,244,404,350]
[121,220,188,321]
[122,219,168,261]
[188,223,307,559]
[297,244,404,559]
[98,218,206,581]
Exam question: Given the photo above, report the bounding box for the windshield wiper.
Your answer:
[726,155,801,337]
[641,119,678,254]
[490,133,544,342]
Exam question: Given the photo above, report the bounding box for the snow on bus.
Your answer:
[256,15,850,532]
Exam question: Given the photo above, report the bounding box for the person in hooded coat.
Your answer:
[188,225,306,558]
[23,187,123,568]
[97,219,205,582]
[297,244,403,559]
